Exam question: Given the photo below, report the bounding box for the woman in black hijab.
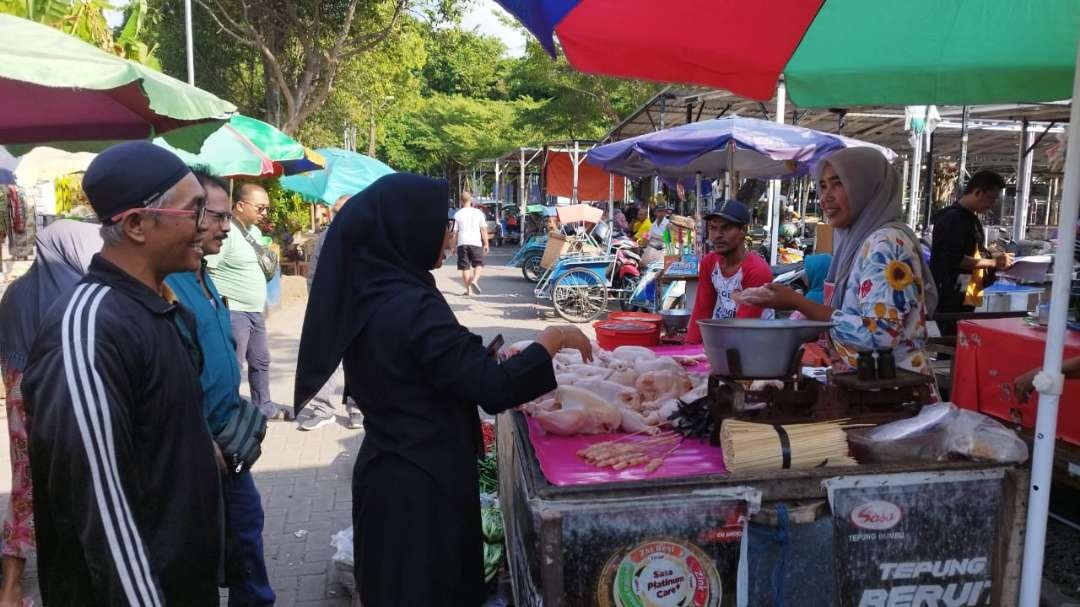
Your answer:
[294,173,591,606]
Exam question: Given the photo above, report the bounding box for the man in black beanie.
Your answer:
[23,141,224,605]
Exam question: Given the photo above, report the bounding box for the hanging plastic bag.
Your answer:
[945,409,1029,463]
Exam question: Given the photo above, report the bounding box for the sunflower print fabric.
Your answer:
[830,226,933,378]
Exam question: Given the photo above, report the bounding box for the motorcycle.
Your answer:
[771,261,808,295]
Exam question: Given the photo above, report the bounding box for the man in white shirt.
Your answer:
[646,205,671,249]
[452,191,489,295]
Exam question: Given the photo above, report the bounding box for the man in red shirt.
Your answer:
[686,200,773,344]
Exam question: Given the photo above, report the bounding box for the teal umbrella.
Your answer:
[279,148,394,205]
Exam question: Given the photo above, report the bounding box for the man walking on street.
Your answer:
[453,191,489,295]
[207,183,289,419]
[930,171,1016,335]
[166,170,275,605]
[300,194,363,431]
[23,142,222,604]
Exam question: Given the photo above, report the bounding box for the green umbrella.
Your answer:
[154,115,324,178]
[0,15,235,149]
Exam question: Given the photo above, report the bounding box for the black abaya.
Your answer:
[294,174,556,607]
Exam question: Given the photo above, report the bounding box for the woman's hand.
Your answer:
[737,283,802,310]
[536,325,594,363]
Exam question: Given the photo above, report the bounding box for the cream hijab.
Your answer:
[819,148,938,315]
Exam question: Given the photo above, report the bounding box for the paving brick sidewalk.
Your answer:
[0,247,584,605]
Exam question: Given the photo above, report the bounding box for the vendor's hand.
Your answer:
[994,252,1015,270]
[738,283,802,310]
[1013,368,1039,402]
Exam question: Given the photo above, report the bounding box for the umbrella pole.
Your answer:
[608,174,614,250]
[695,172,703,256]
[1018,38,1080,607]
[768,81,786,265]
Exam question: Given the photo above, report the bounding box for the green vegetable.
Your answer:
[478,450,499,495]
[483,542,505,583]
[481,508,504,544]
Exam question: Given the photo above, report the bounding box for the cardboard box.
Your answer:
[814,223,834,253]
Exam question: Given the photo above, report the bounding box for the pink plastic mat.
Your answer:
[650,343,711,374]
[525,416,727,486]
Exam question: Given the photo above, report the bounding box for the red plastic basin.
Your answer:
[593,320,660,350]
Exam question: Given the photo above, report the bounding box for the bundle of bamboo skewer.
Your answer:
[719,419,857,473]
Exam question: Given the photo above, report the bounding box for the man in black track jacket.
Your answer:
[23,142,223,605]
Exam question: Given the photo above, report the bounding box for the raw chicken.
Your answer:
[574,379,642,411]
[534,385,622,435]
[555,373,586,386]
[500,340,534,361]
[554,350,585,367]
[611,345,658,363]
[633,356,685,375]
[636,370,693,402]
[672,354,708,367]
[618,407,660,434]
[566,364,613,380]
[608,369,639,388]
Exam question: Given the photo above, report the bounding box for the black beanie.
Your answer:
[83,141,192,223]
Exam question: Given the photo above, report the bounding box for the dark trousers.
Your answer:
[936,285,973,337]
[230,311,274,416]
[224,470,275,607]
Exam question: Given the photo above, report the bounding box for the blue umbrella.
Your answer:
[279,147,394,205]
[587,116,896,180]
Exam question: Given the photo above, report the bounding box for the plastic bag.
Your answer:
[330,525,354,567]
[848,403,1028,464]
[945,409,1029,464]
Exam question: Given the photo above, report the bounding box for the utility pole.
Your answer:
[184,0,195,85]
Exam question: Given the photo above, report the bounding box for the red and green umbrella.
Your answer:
[0,15,234,147]
[495,0,1079,106]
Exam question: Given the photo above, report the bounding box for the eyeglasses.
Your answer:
[204,209,234,225]
[110,193,206,226]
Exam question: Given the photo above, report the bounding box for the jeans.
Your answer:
[230,311,274,416]
[223,470,274,607]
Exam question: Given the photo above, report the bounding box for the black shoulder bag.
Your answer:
[235,219,279,282]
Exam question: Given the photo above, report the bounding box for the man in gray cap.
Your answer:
[22,141,223,605]
[686,200,775,344]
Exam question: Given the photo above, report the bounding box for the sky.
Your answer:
[106,0,529,58]
[460,0,528,57]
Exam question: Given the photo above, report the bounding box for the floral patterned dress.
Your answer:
[829,226,934,378]
[1,365,35,560]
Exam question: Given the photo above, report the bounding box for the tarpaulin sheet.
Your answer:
[526,416,727,486]
[544,150,624,201]
[952,318,1080,446]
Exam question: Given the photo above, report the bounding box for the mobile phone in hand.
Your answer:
[485,334,505,360]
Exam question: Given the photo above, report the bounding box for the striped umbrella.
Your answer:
[494,0,1079,106]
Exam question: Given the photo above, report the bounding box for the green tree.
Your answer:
[421,26,510,99]
[2,0,159,66]
[506,39,659,140]
[382,94,543,178]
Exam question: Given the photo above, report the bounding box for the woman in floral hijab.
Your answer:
[743,148,937,378]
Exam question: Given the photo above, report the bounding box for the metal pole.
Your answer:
[572,141,580,204]
[184,0,195,85]
[923,131,936,232]
[608,174,615,250]
[958,105,971,181]
[768,81,786,265]
[907,135,924,227]
[1019,37,1080,607]
[1013,120,1034,241]
[519,149,527,220]
[695,172,703,256]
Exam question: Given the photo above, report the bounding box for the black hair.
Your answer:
[190,165,229,195]
[964,170,1006,195]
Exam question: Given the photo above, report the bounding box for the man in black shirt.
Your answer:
[929,171,1015,334]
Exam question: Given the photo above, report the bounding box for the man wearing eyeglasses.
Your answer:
[166,170,275,605]
[207,183,288,420]
[22,142,223,604]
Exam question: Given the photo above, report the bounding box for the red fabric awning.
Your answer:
[545,150,625,201]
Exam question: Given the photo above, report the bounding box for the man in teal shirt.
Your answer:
[166,172,274,605]
[206,183,286,418]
